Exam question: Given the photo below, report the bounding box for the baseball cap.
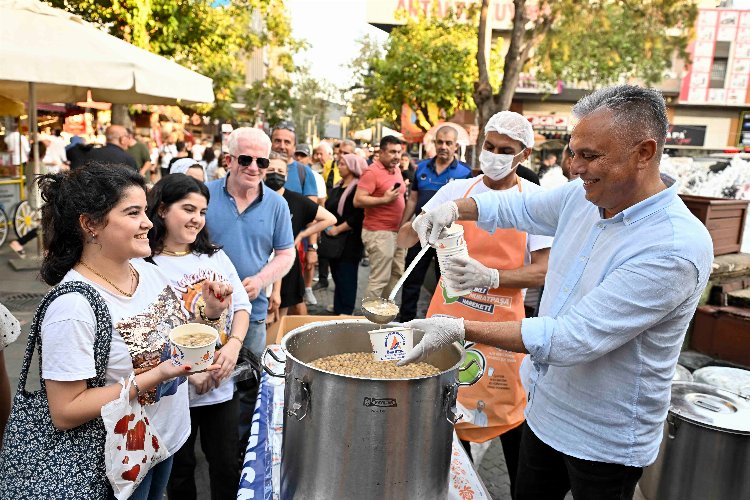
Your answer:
[295,143,311,157]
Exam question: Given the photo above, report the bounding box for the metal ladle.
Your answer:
[361,244,432,324]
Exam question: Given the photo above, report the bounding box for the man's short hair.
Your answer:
[339,139,356,151]
[435,125,458,141]
[271,121,296,140]
[379,135,403,150]
[572,85,668,153]
[227,127,272,156]
[316,141,333,155]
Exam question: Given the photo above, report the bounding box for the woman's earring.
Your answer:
[88,231,97,244]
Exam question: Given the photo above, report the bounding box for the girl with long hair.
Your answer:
[146,174,251,499]
[2,163,231,499]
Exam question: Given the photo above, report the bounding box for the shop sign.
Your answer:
[665,125,707,146]
[527,115,568,128]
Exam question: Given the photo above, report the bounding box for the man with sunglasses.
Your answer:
[205,127,296,447]
[397,125,471,322]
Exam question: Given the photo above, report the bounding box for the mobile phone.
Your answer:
[393,183,401,190]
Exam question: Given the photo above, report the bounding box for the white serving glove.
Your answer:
[398,317,465,366]
[443,255,500,290]
[412,201,459,247]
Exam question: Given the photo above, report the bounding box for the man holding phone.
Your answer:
[354,135,407,300]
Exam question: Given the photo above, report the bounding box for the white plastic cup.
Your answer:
[169,323,219,372]
[435,223,465,250]
[369,327,414,362]
[436,243,473,297]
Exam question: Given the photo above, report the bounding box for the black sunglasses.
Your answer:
[230,154,270,168]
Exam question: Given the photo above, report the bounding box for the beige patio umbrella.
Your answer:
[0,0,214,266]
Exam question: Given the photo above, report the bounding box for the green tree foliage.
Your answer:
[44,0,300,120]
[290,67,336,142]
[361,7,479,132]
[345,35,384,132]
[534,0,696,88]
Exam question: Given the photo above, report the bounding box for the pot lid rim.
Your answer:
[670,382,750,434]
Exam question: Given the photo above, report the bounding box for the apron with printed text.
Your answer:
[427,176,527,443]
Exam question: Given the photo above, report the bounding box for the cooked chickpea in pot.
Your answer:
[310,352,440,379]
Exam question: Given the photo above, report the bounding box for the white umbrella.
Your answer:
[0,0,215,105]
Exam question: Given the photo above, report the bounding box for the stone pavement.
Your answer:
[0,243,517,499]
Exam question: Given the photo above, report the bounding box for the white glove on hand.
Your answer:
[412,201,459,247]
[398,317,465,366]
[443,255,500,290]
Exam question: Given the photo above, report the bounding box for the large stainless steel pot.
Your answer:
[262,320,478,500]
[639,382,750,500]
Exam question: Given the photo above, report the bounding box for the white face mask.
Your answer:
[479,149,524,180]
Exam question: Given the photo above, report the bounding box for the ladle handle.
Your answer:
[388,244,432,302]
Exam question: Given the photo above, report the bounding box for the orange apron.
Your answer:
[427,176,527,443]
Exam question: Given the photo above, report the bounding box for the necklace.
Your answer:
[79,261,137,297]
[160,249,191,257]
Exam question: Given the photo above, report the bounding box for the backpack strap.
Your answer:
[17,281,113,394]
[297,163,307,188]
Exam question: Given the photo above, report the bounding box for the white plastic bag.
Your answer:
[101,373,169,499]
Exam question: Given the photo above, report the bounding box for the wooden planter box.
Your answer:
[692,305,750,366]
[680,195,749,256]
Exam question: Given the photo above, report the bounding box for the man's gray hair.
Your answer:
[572,85,669,152]
[227,127,271,156]
[340,139,356,150]
[435,125,458,141]
[316,141,333,155]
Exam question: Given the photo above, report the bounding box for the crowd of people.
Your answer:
[0,83,712,500]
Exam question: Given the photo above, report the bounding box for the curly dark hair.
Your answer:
[39,163,146,285]
[146,174,220,257]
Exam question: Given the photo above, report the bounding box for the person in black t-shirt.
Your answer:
[264,155,336,319]
[85,125,138,171]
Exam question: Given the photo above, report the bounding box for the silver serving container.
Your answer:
[262,319,478,500]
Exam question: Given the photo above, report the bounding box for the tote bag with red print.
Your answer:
[101,372,169,499]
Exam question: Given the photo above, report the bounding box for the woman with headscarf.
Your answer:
[323,153,366,314]
[169,158,207,182]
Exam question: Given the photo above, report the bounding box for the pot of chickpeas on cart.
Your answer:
[261,319,480,500]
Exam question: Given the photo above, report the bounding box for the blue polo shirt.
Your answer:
[413,158,472,214]
[285,160,318,197]
[206,176,294,321]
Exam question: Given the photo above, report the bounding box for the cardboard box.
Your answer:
[266,314,364,345]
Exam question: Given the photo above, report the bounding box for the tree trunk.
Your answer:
[496,0,529,112]
[111,104,133,129]
[472,0,492,170]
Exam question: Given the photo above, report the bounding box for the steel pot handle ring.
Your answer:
[261,346,286,378]
[458,358,482,386]
[443,383,463,425]
[287,378,310,421]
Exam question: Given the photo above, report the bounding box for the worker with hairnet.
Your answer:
[397,111,552,497]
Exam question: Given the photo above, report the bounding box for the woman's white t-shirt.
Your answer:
[41,259,190,456]
[149,250,252,407]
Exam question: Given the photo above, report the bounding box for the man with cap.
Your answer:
[403,85,713,498]
[295,143,328,305]
[397,112,551,496]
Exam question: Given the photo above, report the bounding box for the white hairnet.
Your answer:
[484,111,535,148]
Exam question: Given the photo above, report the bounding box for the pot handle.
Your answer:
[458,358,482,386]
[287,377,310,421]
[261,346,286,378]
[443,383,463,425]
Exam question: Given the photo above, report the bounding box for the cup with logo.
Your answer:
[369,326,414,362]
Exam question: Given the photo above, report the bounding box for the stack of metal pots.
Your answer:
[262,319,477,500]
